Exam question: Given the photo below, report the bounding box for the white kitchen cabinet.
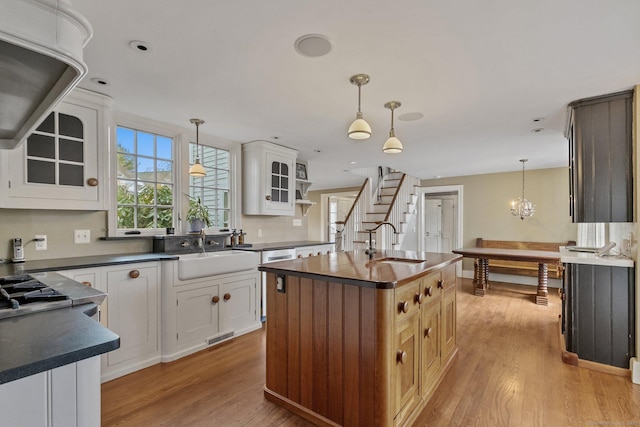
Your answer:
[295,243,335,258]
[57,267,107,327]
[0,356,101,427]
[0,88,113,210]
[102,262,161,381]
[176,283,220,346]
[161,258,260,362]
[243,140,297,216]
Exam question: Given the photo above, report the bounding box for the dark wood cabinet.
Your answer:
[562,263,635,368]
[567,90,633,222]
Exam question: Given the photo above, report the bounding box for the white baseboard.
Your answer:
[460,269,562,289]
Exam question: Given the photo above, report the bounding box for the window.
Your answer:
[116,126,174,230]
[189,143,230,229]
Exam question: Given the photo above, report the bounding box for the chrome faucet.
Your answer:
[364,221,397,259]
[197,229,207,254]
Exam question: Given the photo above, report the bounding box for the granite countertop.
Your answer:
[259,250,462,289]
[239,240,334,252]
[559,247,634,268]
[0,271,120,384]
[0,253,178,277]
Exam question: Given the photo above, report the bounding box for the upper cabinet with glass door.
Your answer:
[242,141,297,216]
[0,88,112,210]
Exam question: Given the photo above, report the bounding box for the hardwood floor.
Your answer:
[102,279,640,426]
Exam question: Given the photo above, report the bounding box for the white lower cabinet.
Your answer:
[162,260,260,362]
[58,262,161,382]
[0,356,101,427]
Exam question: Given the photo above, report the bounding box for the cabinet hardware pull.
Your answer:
[398,301,409,313]
[212,296,220,304]
[129,270,140,279]
[224,293,231,301]
[317,252,322,256]
[425,286,433,297]
[81,281,92,287]
[425,327,432,338]
[265,195,271,200]
[397,350,407,364]
[297,254,303,258]
[437,280,443,289]
[415,293,424,304]
[87,178,98,187]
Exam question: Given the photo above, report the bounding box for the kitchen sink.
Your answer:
[177,251,259,281]
[368,257,426,265]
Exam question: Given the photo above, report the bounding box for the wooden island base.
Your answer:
[260,250,462,427]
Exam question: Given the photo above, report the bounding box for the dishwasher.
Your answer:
[259,248,296,321]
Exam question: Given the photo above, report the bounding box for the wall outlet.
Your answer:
[34,235,47,251]
[292,219,302,227]
[257,229,263,237]
[74,229,91,244]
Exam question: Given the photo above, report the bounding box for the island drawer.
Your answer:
[395,280,422,322]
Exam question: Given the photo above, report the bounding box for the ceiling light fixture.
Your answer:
[382,101,403,154]
[188,118,206,177]
[348,74,371,140]
[511,159,535,220]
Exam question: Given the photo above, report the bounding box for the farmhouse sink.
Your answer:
[177,251,259,281]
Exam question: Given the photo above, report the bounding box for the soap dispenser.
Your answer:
[238,229,245,245]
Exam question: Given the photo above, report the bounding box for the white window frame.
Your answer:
[107,112,241,237]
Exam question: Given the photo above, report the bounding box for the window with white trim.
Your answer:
[189,143,230,229]
[116,126,174,230]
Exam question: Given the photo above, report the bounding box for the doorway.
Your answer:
[418,185,463,275]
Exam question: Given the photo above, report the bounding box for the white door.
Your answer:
[440,198,455,253]
[425,199,442,252]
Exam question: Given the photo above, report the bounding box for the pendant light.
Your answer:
[188,118,206,177]
[382,101,403,153]
[510,159,535,220]
[348,74,372,139]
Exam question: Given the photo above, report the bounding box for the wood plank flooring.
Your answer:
[102,279,640,426]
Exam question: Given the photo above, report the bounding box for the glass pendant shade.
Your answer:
[510,159,535,220]
[189,159,206,177]
[189,118,206,177]
[348,113,372,139]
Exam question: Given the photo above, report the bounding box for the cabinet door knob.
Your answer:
[398,301,409,313]
[265,195,271,200]
[81,281,92,287]
[317,251,322,256]
[212,296,220,304]
[415,293,424,304]
[297,254,303,258]
[87,178,98,187]
[437,280,443,289]
[223,293,231,301]
[425,327,432,338]
[425,286,433,297]
[129,270,140,279]
[397,350,407,364]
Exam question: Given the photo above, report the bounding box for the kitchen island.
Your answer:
[259,250,462,427]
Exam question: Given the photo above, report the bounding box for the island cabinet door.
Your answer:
[394,313,421,423]
[421,296,441,398]
[441,286,457,362]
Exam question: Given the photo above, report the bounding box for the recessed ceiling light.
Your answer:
[129,40,152,53]
[314,149,322,153]
[294,34,332,57]
[90,77,109,86]
[398,112,424,122]
[271,136,281,140]
[532,117,544,123]
[531,128,544,133]
[349,161,357,164]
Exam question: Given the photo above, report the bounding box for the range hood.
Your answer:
[0,0,92,149]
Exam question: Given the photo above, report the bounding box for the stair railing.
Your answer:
[335,178,369,252]
[377,174,420,250]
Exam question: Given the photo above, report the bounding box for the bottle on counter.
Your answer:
[238,229,245,245]
[230,229,238,247]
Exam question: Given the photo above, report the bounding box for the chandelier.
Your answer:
[511,159,535,220]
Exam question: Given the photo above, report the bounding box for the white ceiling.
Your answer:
[72,0,640,190]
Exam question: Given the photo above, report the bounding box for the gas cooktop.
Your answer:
[0,274,71,319]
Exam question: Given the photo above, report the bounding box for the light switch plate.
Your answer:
[74,229,91,244]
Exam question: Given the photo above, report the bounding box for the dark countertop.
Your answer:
[0,303,119,384]
[259,250,462,289]
[0,271,120,384]
[0,253,178,277]
[239,241,334,252]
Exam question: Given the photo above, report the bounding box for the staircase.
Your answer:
[338,171,420,252]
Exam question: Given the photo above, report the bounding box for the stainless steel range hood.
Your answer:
[0,0,92,149]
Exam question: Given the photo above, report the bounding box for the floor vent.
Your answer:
[207,331,234,346]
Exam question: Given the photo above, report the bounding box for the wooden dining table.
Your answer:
[451,247,562,305]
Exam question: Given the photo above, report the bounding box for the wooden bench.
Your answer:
[475,238,575,279]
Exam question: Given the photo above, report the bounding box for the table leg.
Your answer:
[475,258,488,297]
[536,263,548,305]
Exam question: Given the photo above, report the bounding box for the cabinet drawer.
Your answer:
[441,265,456,290]
[395,281,421,323]
[421,272,441,302]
